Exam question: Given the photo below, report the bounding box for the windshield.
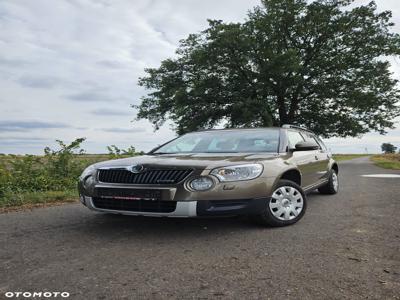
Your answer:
[153,129,280,154]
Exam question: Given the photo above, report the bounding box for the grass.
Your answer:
[332,154,370,161]
[370,154,400,170]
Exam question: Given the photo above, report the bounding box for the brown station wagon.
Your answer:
[78,125,339,226]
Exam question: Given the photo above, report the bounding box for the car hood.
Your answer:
[94,153,281,170]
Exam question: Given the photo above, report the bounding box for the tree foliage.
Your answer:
[136,0,400,137]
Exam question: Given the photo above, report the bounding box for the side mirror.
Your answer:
[294,141,319,151]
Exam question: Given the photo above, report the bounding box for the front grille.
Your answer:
[98,168,193,184]
[92,197,177,213]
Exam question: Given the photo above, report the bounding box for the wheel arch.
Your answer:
[331,162,339,174]
[279,168,302,186]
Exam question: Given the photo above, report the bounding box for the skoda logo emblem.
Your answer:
[129,164,144,174]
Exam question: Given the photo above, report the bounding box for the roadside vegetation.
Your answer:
[371,154,400,170]
[0,138,141,210]
[369,143,400,170]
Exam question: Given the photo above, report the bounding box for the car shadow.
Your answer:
[306,190,321,198]
[72,191,324,240]
[75,210,278,241]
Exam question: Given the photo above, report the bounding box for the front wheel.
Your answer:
[254,180,307,227]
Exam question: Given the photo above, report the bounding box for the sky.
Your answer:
[0,0,399,155]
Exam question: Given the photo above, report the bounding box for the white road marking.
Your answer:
[361,174,400,178]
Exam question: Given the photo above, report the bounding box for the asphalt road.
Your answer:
[1,157,399,299]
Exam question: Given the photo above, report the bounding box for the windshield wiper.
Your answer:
[151,152,178,155]
[203,151,239,153]
[151,151,241,155]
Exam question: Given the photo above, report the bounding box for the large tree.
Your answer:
[135,0,400,137]
[381,142,397,153]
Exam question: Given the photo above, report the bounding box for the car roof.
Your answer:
[194,127,318,134]
[195,127,282,133]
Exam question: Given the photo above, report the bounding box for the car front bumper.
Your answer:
[80,195,268,217]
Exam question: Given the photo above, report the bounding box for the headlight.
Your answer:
[80,165,95,180]
[210,164,263,182]
[189,177,214,191]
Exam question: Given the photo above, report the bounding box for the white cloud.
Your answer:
[0,0,398,154]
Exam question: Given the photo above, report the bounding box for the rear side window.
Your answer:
[287,131,304,148]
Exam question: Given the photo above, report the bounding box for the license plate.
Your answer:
[96,188,161,201]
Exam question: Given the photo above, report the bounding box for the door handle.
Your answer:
[315,155,319,160]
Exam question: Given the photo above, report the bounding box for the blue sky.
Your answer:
[0,0,399,154]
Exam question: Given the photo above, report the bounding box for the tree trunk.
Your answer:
[277,95,288,125]
[287,100,298,124]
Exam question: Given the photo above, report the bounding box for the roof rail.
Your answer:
[282,124,313,133]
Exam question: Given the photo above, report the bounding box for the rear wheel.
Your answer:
[318,169,339,194]
[254,180,307,227]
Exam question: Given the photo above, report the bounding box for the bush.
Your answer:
[43,138,87,189]
[0,138,144,208]
[107,145,142,159]
[0,138,90,207]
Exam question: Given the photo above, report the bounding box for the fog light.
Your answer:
[189,177,214,191]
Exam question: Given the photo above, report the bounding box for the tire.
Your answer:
[318,169,339,195]
[254,180,307,227]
